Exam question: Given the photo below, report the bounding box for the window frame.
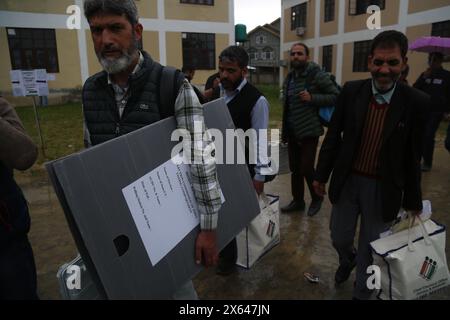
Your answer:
[182,32,216,70]
[256,34,267,45]
[248,47,257,61]
[291,3,307,30]
[322,45,333,73]
[6,27,60,73]
[262,47,274,61]
[324,0,335,23]
[349,0,385,16]
[432,20,450,38]
[353,40,371,72]
[180,0,214,5]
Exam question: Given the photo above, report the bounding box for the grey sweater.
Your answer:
[0,97,38,170]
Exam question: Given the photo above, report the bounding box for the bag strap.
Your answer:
[159,66,184,118]
[259,192,276,216]
[407,213,432,252]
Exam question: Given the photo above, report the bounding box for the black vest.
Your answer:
[0,162,30,245]
[227,82,262,131]
[213,82,262,177]
[83,52,167,146]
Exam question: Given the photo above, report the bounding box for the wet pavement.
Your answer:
[15,133,450,300]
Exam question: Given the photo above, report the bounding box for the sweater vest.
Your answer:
[226,82,262,131]
[82,52,164,146]
[223,82,262,177]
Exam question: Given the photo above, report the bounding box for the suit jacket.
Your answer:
[315,79,429,222]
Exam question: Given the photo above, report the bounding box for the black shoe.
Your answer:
[216,260,237,276]
[335,253,357,284]
[307,198,323,217]
[281,200,305,213]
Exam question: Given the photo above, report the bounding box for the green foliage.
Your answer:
[15,103,84,164]
[255,84,283,129]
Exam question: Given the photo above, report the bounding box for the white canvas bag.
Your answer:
[236,193,280,269]
[371,216,450,300]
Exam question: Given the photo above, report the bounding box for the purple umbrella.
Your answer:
[409,36,450,55]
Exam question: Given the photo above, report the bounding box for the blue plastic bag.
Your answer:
[319,106,334,126]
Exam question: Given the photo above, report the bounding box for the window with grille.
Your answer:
[324,0,335,22]
[353,40,371,72]
[182,32,215,70]
[6,27,59,73]
[180,0,214,5]
[349,0,385,16]
[249,48,257,61]
[262,48,274,60]
[432,20,450,38]
[291,3,307,30]
[256,35,267,45]
[322,45,333,72]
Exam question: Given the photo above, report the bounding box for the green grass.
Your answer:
[15,103,84,165]
[255,84,283,129]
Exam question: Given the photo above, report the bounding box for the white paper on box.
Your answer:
[122,155,224,266]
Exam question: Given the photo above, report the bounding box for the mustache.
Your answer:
[373,72,396,79]
[101,46,122,55]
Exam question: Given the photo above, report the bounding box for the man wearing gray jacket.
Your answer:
[0,97,39,299]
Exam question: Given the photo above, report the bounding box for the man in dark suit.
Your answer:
[313,30,429,300]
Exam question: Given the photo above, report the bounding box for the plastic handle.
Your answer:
[407,213,432,252]
[259,192,276,216]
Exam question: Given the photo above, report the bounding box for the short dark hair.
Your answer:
[370,30,409,58]
[291,43,310,57]
[84,0,139,26]
[182,66,195,73]
[429,52,444,62]
[219,46,249,69]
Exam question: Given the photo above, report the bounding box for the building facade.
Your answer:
[244,18,280,85]
[281,0,450,86]
[0,0,235,105]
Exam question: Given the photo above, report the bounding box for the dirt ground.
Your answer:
[15,131,450,300]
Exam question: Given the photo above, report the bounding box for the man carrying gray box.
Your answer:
[81,0,222,299]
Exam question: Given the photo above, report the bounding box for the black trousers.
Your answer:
[422,112,444,167]
[0,235,38,300]
[287,136,321,204]
[219,164,255,265]
[219,237,237,265]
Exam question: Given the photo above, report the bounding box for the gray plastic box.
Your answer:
[46,99,260,299]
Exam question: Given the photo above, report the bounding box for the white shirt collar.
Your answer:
[372,80,397,104]
[220,78,248,98]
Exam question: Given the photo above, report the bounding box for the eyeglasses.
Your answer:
[373,59,401,67]
[290,52,304,57]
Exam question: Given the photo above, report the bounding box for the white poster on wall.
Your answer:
[10,69,49,96]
